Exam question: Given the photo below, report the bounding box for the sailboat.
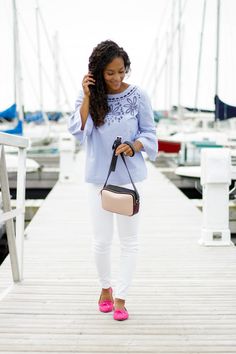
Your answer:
[0,0,24,136]
[156,0,236,162]
[0,1,42,172]
[0,0,70,148]
[0,104,23,135]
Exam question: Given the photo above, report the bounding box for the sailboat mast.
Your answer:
[35,1,43,115]
[165,31,169,111]
[53,31,61,112]
[151,37,159,109]
[35,1,49,124]
[194,0,207,111]
[12,0,24,123]
[13,0,17,102]
[215,0,220,120]
[169,0,175,112]
[177,0,182,119]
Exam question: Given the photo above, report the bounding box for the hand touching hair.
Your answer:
[88,40,131,127]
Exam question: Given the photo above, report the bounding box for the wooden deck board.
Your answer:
[0,150,236,353]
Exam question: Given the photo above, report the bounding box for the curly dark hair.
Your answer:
[88,40,131,127]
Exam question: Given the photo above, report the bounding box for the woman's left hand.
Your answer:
[115,143,134,157]
[115,140,143,157]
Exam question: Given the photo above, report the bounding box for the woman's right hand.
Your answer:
[82,73,95,97]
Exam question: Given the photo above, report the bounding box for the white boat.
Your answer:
[175,165,236,180]
[4,154,40,173]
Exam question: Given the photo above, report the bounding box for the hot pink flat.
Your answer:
[98,288,114,313]
[113,307,129,321]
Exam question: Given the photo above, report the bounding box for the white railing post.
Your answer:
[0,145,20,281]
[0,132,29,282]
[15,147,27,278]
[199,148,233,246]
[59,133,76,183]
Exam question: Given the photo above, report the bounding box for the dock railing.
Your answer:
[0,132,29,282]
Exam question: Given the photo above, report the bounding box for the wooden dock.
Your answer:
[1,151,236,353]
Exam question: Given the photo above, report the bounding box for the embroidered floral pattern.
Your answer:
[124,96,138,116]
[104,86,140,125]
[109,104,121,116]
[105,103,122,125]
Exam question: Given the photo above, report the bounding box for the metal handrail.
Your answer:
[0,132,29,282]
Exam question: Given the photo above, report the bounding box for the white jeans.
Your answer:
[87,182,142,300]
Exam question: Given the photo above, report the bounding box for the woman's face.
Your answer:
[103,57,126,93]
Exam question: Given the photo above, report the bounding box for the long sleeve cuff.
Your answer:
[136,134,158,161]
[68,111,93,144]
[67,91,94,144]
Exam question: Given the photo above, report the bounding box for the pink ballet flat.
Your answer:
[113,307,129,321]
[98,288,114,313]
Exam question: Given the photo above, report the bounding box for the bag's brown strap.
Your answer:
[103,148,118,187]
[103,137,140,200]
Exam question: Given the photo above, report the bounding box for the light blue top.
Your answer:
[68,85,158,185]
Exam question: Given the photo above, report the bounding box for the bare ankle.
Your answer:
[100,288,113,302]
[115,298,125,308]
[102,287,111,294]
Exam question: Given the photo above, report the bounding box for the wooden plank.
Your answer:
[0,150,236,353]
[1,335,236,353]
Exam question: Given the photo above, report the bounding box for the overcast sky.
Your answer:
[0,0,236,112]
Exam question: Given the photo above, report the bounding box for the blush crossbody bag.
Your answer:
[100,137,140,216]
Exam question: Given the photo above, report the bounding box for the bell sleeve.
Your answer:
[67,91,94,144]
[135,89,158,161]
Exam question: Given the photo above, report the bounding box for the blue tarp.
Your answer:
[47,112,63,121]
[0,103,17,120]
[1,120,23,135]
[0,103,23,135]
[24,111,63,123]
[215,95,236,120]
[24,111,44,123]
[0,104,63,124]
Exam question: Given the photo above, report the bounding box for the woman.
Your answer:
[68,40,157,321]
